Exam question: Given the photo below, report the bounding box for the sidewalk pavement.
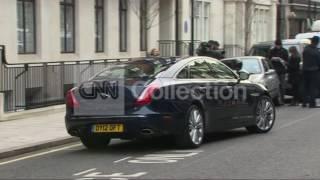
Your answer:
[0,108,79,159]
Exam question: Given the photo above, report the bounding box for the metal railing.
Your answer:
[0,45,130,112]
[159,41,245,58]
[224,44,245,58]
[158,40,201,57]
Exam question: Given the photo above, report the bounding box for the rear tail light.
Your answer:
[135,82,160,106]
[66,88,80,108]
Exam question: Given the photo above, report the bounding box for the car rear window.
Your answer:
[241,59,262,74]
[94,58,176,80]
[249,45,271,57]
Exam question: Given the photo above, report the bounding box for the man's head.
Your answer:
[208,40,220,50]
[150,48,160,57]
[274,39,282,49]
[311,36,320,47]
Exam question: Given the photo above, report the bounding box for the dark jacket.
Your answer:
[270,57,287,75]
[288,55,301,84]
[288,55,301,74]
[302,45,320,72]
[269,47,289,62]
[206,50,225,60]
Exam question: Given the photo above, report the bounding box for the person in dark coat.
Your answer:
[302,36,320,108]
[268,40,289,104]
[288,46,301,106]
[269,39,289,63]
[207,40,225,60]
[196,42,210,56]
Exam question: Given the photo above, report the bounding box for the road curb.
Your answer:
[0,137,79,159]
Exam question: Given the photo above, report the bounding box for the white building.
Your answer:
[0,0,278,113]
[0,0,278,64]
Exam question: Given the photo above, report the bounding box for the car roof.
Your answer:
[295,32,320,39]
[222,56,264,61]
[252,39,310,46]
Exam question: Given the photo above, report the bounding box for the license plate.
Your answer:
[93,124,124,133]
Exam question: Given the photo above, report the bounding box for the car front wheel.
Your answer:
[247,96,276,133]
[176,105,205,148]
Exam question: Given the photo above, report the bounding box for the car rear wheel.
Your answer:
[246,96,276,133]
[80,135,111,149]
[176,105,204,148]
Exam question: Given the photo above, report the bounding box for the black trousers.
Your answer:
[289,73,300,102]
[303,71,319,106]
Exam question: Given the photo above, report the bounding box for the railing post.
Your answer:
[76,61,80,86]
[0,93,4,120]
[0,46,3,91]
[43,63,48,106]
[89,60,94,77]
[61,62,65,98]
[0,46,3,118]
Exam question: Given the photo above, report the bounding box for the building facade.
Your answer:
[0,0,160,63]
[0,0,278,113]
[286,0,320,38]
[0,0,278,63]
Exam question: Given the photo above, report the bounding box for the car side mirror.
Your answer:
[238,70,250,81]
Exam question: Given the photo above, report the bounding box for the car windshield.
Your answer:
[240,59,262,74]
[249,45,271,57]
[94,58,174,80]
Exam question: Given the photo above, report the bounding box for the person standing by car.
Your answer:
[196,42,210,56]
[207,40,225,60]
[288,46,301,106]
[302,36,320,108]
[268,40,289,104]
[268,40,289,63]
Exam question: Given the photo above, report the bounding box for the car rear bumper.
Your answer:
[65,114,183,139]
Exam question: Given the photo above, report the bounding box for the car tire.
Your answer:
[80,135,111,149]
[246,96,276,133]
[175,105,205,148]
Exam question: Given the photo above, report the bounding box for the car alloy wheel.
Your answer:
[188,107,204,145]
[256,97,275,131]
[247,96,275,133]
[176,105,205,148]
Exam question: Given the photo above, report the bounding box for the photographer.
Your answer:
[196,41,225,60]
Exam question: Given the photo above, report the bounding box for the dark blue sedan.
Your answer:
[65,57,276,149]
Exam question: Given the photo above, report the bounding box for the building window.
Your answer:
[60,0,75,53]
[17,0,36,54]
[194,1,211,41]
[194,1,201,41]
[95,0,104,52]
[203,2,210,40]
[140,0,147,51]
[119,0,128,52]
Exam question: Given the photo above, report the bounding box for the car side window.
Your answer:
[177,66,189,79]
[222,60,236,70]
[206,60,237,79]
[189,60,216,79]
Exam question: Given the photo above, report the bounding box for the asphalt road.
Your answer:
[1,106,320,179]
